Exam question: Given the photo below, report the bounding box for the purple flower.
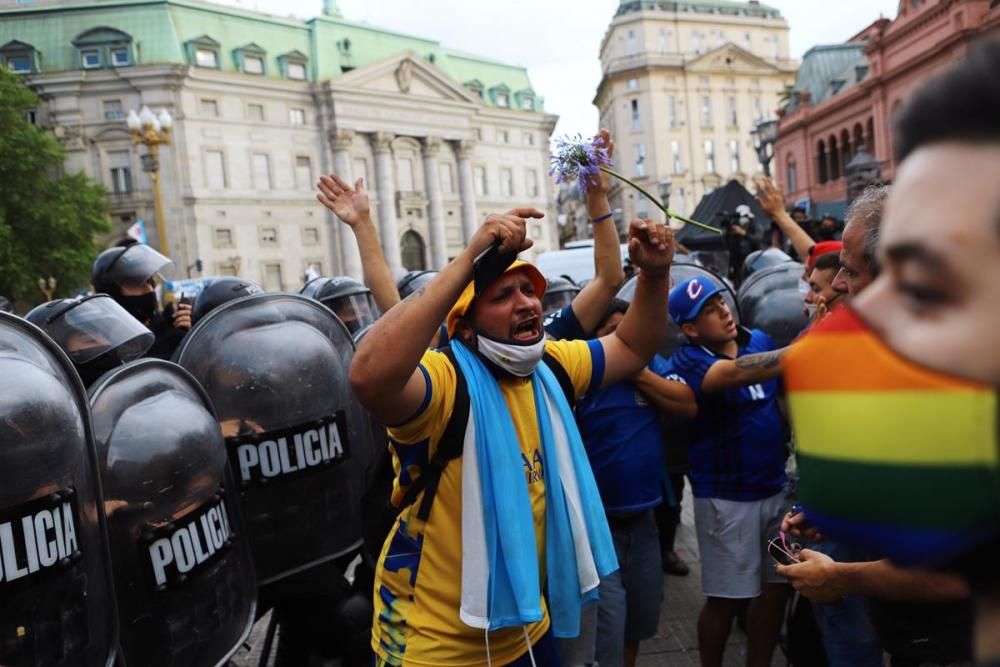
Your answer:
[549,134,614,195]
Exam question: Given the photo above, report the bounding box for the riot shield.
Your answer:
[87,359,256,667]
[0,312,117,667]
[174,294,372,585]
[737,262,810,347]
[741,248,792,283]
[617,262,741,358]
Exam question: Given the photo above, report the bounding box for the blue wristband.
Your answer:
[591,212,613,223]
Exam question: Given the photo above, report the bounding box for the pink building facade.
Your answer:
[775,0,1000,218]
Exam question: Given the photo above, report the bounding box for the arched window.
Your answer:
[817,140,828,184]
[829,135,840,180]
[785,154,797,194]
[867,117,876,157]
[841,129,852,167]
[400,230,427,271]
[853,123,865,152]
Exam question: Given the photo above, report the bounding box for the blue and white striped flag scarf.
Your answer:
[451,341,618,639]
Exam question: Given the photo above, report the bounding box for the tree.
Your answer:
[0,67,110,307]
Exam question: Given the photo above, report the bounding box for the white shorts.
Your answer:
[693,491,788,599]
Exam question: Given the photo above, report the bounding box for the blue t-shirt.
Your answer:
[575,354,674,514]
[669,329,787,501]
[543,304,587,341]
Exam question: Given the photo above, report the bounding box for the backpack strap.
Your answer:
[396,348,574,523]
[395,346,470,522]
[542,351,577,407]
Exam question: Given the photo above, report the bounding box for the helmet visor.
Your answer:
[103,244,175,289]
[44,296,154,364]
[542,289,576,315]
[329,294,379,335]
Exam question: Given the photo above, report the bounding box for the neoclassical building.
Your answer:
[774,0,1000,218]
[0,0,558,289]
[595,0,797,228]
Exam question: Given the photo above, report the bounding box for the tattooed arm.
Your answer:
[349,209,541,424]
[700,348,788,393]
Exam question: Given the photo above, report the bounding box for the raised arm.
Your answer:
[568,129,626,334]
[349,209,541,424]
[701,347,788,393]
[598,220,673,387]
[317,174,401,313]
[632,370,698,419]
[754,174,814,261]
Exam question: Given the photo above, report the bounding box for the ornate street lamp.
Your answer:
[845,144,883,205]
[126,106,172,255]
[751,118,779,177]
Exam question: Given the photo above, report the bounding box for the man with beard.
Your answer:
[350,208,674,667]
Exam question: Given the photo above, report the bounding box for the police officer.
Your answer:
[90,242,190,359]
[300,275,379,336]
[191,276,262,326]
[25,294,154,386]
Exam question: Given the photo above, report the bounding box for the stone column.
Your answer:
[329,128,362,278]
[421,137,447,269]
[455,139,478,244]
[372,131,403,274]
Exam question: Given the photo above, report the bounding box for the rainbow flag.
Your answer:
[783,305,999,566]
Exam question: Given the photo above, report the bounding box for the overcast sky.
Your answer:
[219,0,900,138]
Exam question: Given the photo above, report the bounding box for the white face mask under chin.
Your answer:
[475,334,546,377]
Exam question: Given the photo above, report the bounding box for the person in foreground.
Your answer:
[667,277,792,667]
[350,209,676,667]
[781,38,1000,664]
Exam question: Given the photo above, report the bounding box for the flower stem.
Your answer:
[600,167,722,234]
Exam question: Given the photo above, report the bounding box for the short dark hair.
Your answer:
[820,215,838,225]
[894,38,1000,162]
[596,298,630,331]
[813,251,841,273]
[791,206,807,216]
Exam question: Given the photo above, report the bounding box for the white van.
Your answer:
[535,241,630,283]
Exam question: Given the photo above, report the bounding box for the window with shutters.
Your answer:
[204,150,226,189]
[252,153,271,190]
[213,228,234,248]
[295,156,312,190]
[108,150,132,194]
[262,263,283,291]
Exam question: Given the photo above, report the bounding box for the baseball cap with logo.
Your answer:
[669,276,724,324]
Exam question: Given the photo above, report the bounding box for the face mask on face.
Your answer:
[116,292,158,322]
[475,332,546,377]
[783,304,999,569]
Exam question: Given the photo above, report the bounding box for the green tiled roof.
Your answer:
[786,43,867,112]
[616,0,783,20]
[0,0,542,111]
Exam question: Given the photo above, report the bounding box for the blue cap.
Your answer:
[669,276,724,324]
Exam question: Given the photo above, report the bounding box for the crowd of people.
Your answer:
[2,38,997,667]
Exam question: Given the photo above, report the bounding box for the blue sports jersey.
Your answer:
[543,304,587,341]
[669,329,787,501]
[575,354,673,514]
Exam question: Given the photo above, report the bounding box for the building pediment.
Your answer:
[331,51,479,104]
[686,44,780,75]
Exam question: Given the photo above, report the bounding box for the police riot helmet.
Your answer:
[26,295,154,386]
[192,277,262,325]
[92,244,175,296]
[742,247,793,282]
[300,276,379,335]
[0,312,118,665]
[542,276,580,316]
[396,270,437,300]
